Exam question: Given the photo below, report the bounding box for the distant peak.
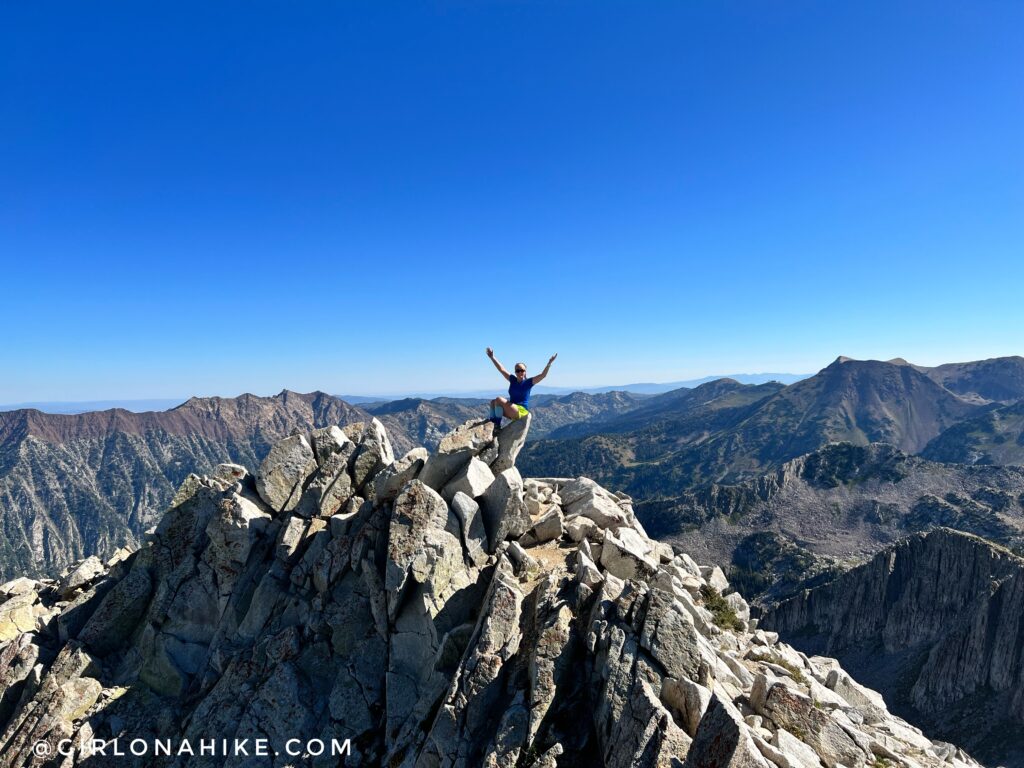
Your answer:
[692,377,741,390]
[887,357,911,366]
[274,389,336,402]
[834,356,854,364]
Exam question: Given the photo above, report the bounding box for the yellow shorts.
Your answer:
[512,405,529,419]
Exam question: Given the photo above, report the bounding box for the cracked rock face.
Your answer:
[0,419,982,768]
[761,527,1024,766]
[255,434,319,513]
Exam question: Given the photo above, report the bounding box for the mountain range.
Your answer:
[0,400,187,415]
[513,356,1024,599]
[0,417,982,768]
[521,357,1024,486]
[0,373,809,415]
[5,355,1024,585]
[5,355,1024,763]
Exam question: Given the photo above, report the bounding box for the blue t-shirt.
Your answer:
[508,375,534,408]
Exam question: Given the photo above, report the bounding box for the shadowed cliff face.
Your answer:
[0,418,979,768]
[761,529,1024,767]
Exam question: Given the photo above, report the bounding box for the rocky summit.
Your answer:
[0,416,980,768]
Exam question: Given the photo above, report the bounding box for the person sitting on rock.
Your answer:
[485,348,557,426]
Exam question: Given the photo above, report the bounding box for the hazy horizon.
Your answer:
[0,368,811,410]
[4,352,1023,409]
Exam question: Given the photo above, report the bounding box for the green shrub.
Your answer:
[699,584,744,631]
[769,655,807,686]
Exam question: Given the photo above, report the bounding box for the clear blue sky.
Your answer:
[2,1,1022,402]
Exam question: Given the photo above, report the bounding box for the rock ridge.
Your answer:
[761,527,1024,766]
[0,417,980,767]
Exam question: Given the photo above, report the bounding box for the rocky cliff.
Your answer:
[0,418,978,768]
[761,528,1024,766]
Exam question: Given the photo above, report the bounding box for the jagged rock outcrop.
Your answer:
[0,420,980,768]
[0,391,421,582]
[761,528,1024,767]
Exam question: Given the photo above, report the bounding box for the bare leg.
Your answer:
[490,396,517,420]
[497,398,519,420]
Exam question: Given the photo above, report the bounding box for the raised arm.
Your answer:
[486,347,510,380]
[531,353,558,384]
